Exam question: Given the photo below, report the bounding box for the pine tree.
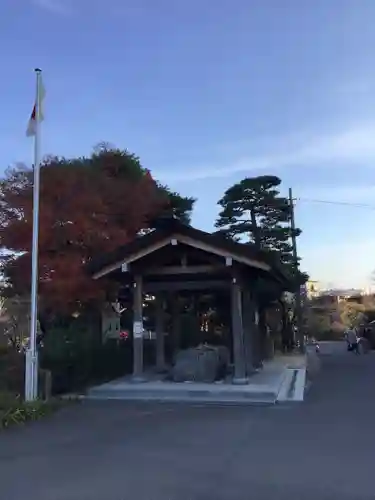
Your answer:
[215,175,301,271]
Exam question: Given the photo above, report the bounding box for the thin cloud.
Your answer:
[297,184,375,204]
[31,0,71,15]
[157,124,375,182]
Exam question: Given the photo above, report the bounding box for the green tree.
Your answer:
[215,175,301,272]
[215,175,308,353]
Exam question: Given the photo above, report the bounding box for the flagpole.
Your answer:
[25,68,42,401]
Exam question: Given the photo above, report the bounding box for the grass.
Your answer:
[0,391,66,430]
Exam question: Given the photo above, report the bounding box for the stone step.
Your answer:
[86,386,277,405]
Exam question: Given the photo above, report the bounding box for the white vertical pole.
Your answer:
[25,68,42,401]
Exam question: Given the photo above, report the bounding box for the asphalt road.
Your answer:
[1,342,374,500]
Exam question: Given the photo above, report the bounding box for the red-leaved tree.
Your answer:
[0,145,194,313]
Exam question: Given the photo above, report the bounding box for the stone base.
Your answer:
[155,365,168,374]
[131,375,148,383]
[232,377,249,385]
[86,366,289,405]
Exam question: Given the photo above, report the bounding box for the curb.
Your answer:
[276,368,306,403]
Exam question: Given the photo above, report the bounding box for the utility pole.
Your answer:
[288,188,305,353]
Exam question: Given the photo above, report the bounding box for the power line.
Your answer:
[296,197,375,210]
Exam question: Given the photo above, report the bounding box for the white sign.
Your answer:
[133,321,143,339]
[254,310,259,325]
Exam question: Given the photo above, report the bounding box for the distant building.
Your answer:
[319,288,372,303]
[305,280,373,301]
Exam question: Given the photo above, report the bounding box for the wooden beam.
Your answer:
[143,280,229,292]
[175,235,271,272]
[143,265,226,276]
[92,237,174,279]
[93,232,271,280]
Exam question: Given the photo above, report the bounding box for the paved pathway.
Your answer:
[1,343,374,500]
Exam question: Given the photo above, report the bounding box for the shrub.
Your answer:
[39,320,142,394]
[0,345,10,356]
[0,391,63,430]
[37,310,161,395]
[0,348,25,395]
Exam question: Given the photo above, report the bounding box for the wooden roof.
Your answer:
[87,218,292,286]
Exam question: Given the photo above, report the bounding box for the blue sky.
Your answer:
[2,0,375,289]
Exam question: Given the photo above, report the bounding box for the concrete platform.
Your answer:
[86,361,297,405]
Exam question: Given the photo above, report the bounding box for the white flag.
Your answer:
[26,74,46,137]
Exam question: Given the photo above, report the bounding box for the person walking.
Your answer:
[345,328,360,354]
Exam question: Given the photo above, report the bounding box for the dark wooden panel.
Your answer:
[143,265,227,276]
[130,243,226,272]
[143,280,230,292]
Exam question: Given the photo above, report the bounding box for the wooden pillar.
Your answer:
[192,294,201,342]
[242,289,256,376]
[132,275,144,381]
[258,306,268,364]
[171,294,181,359]
[252,305,263,368]
[155,294,166,372]
[231,279,247,384]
